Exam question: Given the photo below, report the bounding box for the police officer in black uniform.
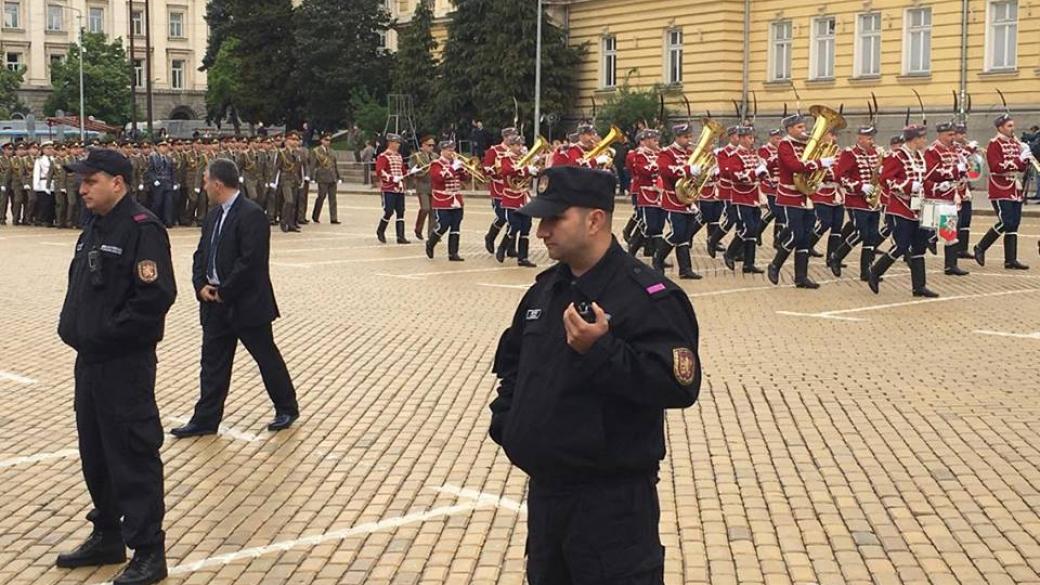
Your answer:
[56,148,176,585]
[489,166,702,585]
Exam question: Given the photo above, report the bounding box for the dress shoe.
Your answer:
[448,255,465,262]
[311,218,320,224]
[267,413,298,431]
[280,224,289,233]
[56,531,126,568]
[331,220,341,224]
[169,421,218,438]
[397,237,410,244]
[288,226,301,233]
[1005,260,1030,270]
[113,548,167,585]
[414,230,424,240]
[912,287,939,298]
[299,219,310,225]
[517,259,537,267]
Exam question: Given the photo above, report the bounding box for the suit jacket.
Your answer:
[192,195,280,329]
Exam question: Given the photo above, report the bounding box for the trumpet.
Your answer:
[450,152,489,184]
[793,105,847,196]
[579,125,624,166]
[507,136,550,190]
[675,117,726,204]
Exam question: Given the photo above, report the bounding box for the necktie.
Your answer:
[207,206,226,283]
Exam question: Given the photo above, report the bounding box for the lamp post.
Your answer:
[61,6,86,140]
[533,0,543,139]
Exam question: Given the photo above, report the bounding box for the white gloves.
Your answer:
[712,166,721,177]
[527,165,539,176]
[239,176,244,183]
[862,184,875,195]
[1020,149,1035,162]
[174,184,180,190]
[0,186,5,192]
[409,166,420,174]
[688,163,702,176]
[819,157,836,169]
[268,182,277,189]
[139,184,144,191]
[153,180,160,186]
[595,154,610,166]
[938,181,952,192]
[337,179,342,185]
[957,162,967,173]
[968,140,978,149]
[393,175,403,183]
[194,188,201,194]
[911,180,922,193]
[304,176,311,182]
[754,163,768,177]
[1021,143,1031,157]
[451,160,463,171]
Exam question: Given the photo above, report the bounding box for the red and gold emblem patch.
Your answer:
[136,260,158,284]
[672,347,696,386]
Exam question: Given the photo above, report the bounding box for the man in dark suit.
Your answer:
[170,158,300,438]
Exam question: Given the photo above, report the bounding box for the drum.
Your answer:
[920,200,959,242]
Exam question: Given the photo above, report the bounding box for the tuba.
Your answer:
[507,136,550,190]
[579,125,624,166]
[793,105,847,195]
[675,117,726,204]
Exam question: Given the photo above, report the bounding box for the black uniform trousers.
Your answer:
[192,304,299,428]
[74,351,165,551]
[778,206,814,251]
[735,205,761,241]
[850,209,881,248]
[888,215,929,258]
[149,184,176,227]
[526,475,665,585]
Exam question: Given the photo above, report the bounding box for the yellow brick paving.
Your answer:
[1,194,1039,585]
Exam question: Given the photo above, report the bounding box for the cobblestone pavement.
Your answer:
[1,194,1039,585]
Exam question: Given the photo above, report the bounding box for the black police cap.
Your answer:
[518,166,616,218]
[65,147,134,185]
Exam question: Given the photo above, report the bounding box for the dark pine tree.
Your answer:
[221,0,298,125]
[391,0,438,135]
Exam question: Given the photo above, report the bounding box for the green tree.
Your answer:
[391,0,437,134]
[595,83,676,141]
[294,0,393,131]
[349,89,388,138]
[201,0,232,71]
[0,66,26,118]
[45,33,132,125]
[219,0,297,126]
[436,0,584,136]
[204,37,244,129]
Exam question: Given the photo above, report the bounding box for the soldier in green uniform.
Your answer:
[309,133,341,224]
[277,132,304,232]
[261,138,279,224]
[296,137,312,225]
[179,142,202,226]
[239,138,262,205]
[0,143,12,225]
[10,143,32,225]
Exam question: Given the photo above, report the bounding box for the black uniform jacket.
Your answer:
[58,195,177,363]
[489,239,702,485]
[191,194,280,329]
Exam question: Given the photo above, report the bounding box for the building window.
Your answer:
[171,59,184,89]
[602,35,617,88]
[855,13,881,77]
[88,6,104,33]
[810,17,836,80]
[131,10,143,36]
[769,20,792,81]
[49,54,65,81]
[169,11,184,38]
[47,4,63,31]
[133,58,143,87]
[3,1,19,29]
[665,29,683,85]
[988,0,1018,70]
[377,29,387,49]
[5,52,22,72]
[905,7,932,74]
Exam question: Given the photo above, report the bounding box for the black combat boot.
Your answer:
[376,217,389,243]
[628,231,646,257]
[827,233,846,268]
[722,236,742,271]
[1004,233,1030,270]
[395,219,410,244]
[773,222,784,250]
[807,232,824,258]
[742,239,764,274]
[653,240,674,273]
[794,250,820,289]
[622,214,638,244]
[112,547,167,585]
[859,246,875,282]
[484,221,502,254]
[425,231,441,259]
[868,250,897,294]
[829,238,853,277]
[55,531,126,568]
[957,227,973,259]
[517,236,536,267]
[448,233,464,261]
[676,245,702,280]
[973,228,1000,266]
[767,247,791,285]
[758,211,774,246]
[496,233,515,263]
[944,244,969,276]
[508,235,518,258]
[706,225,724,259]
[911,256,938,297]
[927,235,938,255]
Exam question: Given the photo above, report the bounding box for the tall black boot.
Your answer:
[827,233,845,268]
[767,247,791,285]
[732,235,745,261]
[742,239,764,274]
[448,233,464,261]
[653,240,674,273]
[676,245,702,280]
[517,236,537,267]
[484,221,502,254]
[508,235,518,258]
[911,256,938,297]
[376,217,389,243]
[622,215,638,244]
[395,219,410,244]
[868,250,897,294]
[723,236,742,271]
[496,233,515,263]
[829,238,853,277]
[839,220,856,242]
[973,228,1001,266]
[927,233,938,255]
[1004,233,1030,270]
[957,227,973,259]
[758,212,774,246]
[944,244,969,276]
[794,250,819,289]
[807,232,824,258]
[773,222,784,250]
[706,225,724,258]
[425,231,442,258]
[628,231,646,257]
[859,246,875,282]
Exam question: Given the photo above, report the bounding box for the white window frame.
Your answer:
[768,20,793,82]
[854,12,882,77]
[131,10,144,36]
[88,6,104,34]
[601,35,617,89]
[809,16,836,80]
[2,1,20,29]
[168,10,184,38]
[5,51,23,72]
[171,59,185,89]
[904,7,932,75]
[986,0,1018,71]
[133,58,144,87]
[664,28,683,85]
[46,4,64,32]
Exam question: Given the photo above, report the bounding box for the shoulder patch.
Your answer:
[673,347,697,385]
[627,264,675,297]
[133,213,150,222]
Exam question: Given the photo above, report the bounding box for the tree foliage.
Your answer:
[201,0,232,71]
[219,0,297,125]
[204,37,243,128]
[595,83,677,140]
[0,66,26,118]
[45,33,132,125]
[391,0,437,134]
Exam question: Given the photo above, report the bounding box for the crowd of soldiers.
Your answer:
[0,131,342,233]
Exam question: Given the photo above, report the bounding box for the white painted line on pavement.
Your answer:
[688,271,913,299]
[776,288,1040,322]
[974,329,1040,340]
[271,255,428,269]
[378,266,526,279]
[477,282,532,290]
[165,416,262,443]
[0,371,37,384]
[434,484,528,513]
[0,449,78,469]
[272,243,420,255]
